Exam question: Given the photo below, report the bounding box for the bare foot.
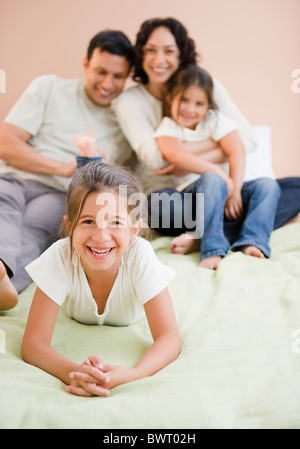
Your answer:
[170,233,200,255]
[0,260,18,311]
[199,255,222,270]
[240,245,265,259]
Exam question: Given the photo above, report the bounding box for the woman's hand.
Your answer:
[65,355,111,397]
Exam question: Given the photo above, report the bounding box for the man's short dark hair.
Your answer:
[87,30,134,67]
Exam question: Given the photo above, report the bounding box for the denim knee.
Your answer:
[255,177,281,201]
[198,172,228,195]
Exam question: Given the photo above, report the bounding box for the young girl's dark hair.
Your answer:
[166,65,217,118]
[60,162,146,253]
[133,17,198,84]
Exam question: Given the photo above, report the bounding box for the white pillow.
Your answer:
[243,125,275,181]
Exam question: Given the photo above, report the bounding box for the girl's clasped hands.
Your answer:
[66,355,136,397]
[66,355,109,397]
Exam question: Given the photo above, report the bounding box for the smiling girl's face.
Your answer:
[170,84,209,130]
[69,190,141,278]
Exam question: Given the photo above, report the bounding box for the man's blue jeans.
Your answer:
[148,173,285,260]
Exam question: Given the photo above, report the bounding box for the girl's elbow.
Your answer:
[21,341,30,363]
[160,151,178,165]
[21,336,31,361]
[173,343,181,362]
[158,143,178,164]
[21,337,36,363]
[171,331,182,359]
[176,335,182,357]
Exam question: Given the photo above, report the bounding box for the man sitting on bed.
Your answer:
[0,30,134,310]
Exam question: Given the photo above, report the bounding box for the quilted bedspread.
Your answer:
[1,223,300,429]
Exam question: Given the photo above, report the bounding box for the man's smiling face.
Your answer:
[83,49,130,107]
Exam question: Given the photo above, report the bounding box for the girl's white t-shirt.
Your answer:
[25,237,176,326]
[115,81,258,195]
[154,110,238,191]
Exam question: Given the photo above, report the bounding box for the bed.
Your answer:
[1,128,300,429]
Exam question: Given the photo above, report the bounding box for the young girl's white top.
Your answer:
[154,110,238,191]
[25,237,176,326]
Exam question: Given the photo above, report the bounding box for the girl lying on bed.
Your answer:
[22,162,180,397]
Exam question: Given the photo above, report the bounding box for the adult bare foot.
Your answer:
[170,233,199,255]
[198,255,222,270]
[0,260,18,311]
[240,245,265,258]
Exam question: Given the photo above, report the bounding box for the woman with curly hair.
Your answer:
[115,18,300,262]
[115,17,257,189]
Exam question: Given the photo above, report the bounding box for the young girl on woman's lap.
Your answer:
[22,162,180,397]
[154,65,281,269]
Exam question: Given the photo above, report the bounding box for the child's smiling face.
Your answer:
[70,191,141,277]
[171,85,209,130]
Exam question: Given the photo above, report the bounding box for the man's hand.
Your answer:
[56,159,77,178]
[0,123,80,177]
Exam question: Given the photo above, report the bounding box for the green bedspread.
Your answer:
[1,223,300,429]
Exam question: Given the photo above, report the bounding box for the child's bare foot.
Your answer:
[0,260,18,311]
[199,255,222,270]
[240,245,265,258]
[170,233,199,255]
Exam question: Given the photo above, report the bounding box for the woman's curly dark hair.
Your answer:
[133,17,199,84]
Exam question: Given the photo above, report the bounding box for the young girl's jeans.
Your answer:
[76,156,102,168]
[148,173,283,260]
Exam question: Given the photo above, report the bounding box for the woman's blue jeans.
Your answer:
[148,173,287,259]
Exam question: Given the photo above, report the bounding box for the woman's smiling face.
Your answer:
[142,26,180,85]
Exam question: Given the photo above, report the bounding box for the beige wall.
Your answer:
[1,0,299,177]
